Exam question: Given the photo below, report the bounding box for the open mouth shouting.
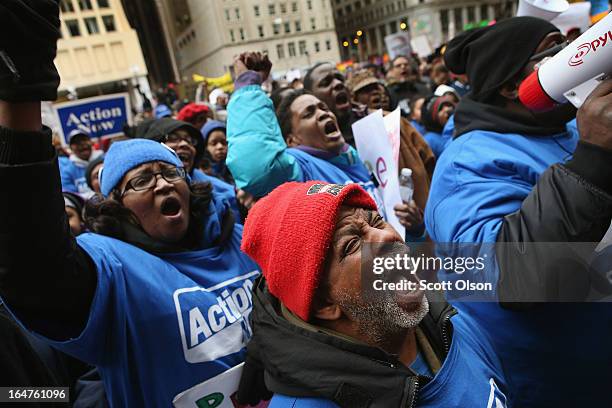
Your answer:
[160,196,183,220]
[323,119,342,141]
[175,150,194,171]
[334,91,351,111]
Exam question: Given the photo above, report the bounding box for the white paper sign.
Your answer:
[173,363,243,408]
[352,110,405,237]
[410,35,433,58]
[383,108,402,166]
[385,32,413,59]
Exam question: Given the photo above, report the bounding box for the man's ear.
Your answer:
[499,80,519,100]
[313,302,343,321]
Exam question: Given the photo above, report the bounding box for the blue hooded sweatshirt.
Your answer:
[31,195,259,407]
[226,82,384,213]
[425,118,612,406]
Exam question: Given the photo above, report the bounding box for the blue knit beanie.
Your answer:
[201,120,226,144]
[100,139,184,197]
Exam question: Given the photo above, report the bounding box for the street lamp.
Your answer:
[356,30,363,37]
[353,38,359,44]
[400,22,407,30]
[343,40,349,47]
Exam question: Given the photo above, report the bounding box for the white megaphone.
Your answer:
[519,12,612,111]
[517,0,570,21]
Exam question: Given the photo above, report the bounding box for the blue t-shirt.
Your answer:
[269,312,509,408]
[35,220,259,407]
[422,131,451,159]
[287,148,386,219]
[192,169,241,223]
[59,156,91,195]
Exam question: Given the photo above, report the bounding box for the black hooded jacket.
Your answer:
[238,278,456,408]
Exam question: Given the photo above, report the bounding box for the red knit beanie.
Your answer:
[177,103,209,124]
[241,181,377,321]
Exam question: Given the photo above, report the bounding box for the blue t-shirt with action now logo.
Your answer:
[37,200,259,407]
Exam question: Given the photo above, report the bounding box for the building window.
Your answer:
[307,0,312,10]
[225,9,230,21]
[337,9,343,17]
[454,8,463,30]
[295,20,301,32]
[314,41,320,52]
[254,5,260,16]
[258,25,264,37]
[345,5,352,14]
[230,29,235,42]
[480,4,489,20]
[235,8,240,19]
[292,2,298,12]
[78,0,93,11]
[389,20,397,33]
[325,16,329,28]
[280,3,287,13]
[269,4,276,15]
[65,19,81,36]
[84,17,100,34]
[273,23,280,35]
[288,42,296,57]
[102,15,116,32]
[310,17,316,30]
[299,40,307,55]
[356,1,362,9]
[326,39,331,50]
[60,0,74,13]
[440,9,449,34]
[284,22,291,33]
[97,0,109,8]
[467,6,475,23]
[240,28,245,40]
[277,44,285,59]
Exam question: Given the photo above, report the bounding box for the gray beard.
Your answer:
[336,290,430,345]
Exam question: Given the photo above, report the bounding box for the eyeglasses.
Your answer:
[164,132,199,147]
[120,167,186,197]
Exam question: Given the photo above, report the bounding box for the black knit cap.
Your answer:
[444,17,559,102]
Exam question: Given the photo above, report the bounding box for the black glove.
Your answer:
[0,0,61,102]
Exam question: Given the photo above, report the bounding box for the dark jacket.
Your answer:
[387,81,430,116]
[238,278,460,408]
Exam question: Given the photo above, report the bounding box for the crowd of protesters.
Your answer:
[0,1,611,407]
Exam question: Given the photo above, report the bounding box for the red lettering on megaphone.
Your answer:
[569,43,591,66]
[568,31,612,67]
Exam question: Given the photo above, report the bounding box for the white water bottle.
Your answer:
[399,168,414,203]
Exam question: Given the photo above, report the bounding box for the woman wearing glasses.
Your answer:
[0,95,260,408]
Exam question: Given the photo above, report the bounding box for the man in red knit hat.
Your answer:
[237,181,510,408]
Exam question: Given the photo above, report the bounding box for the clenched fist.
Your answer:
[576,79,612,151]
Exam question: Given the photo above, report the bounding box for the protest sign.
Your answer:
[353,110,405,236]
[410,35,433,58]
[172,363,244,408]
[385,32,412,59]
[54,93,131,144]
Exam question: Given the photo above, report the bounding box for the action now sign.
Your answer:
[54,93,132,144]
